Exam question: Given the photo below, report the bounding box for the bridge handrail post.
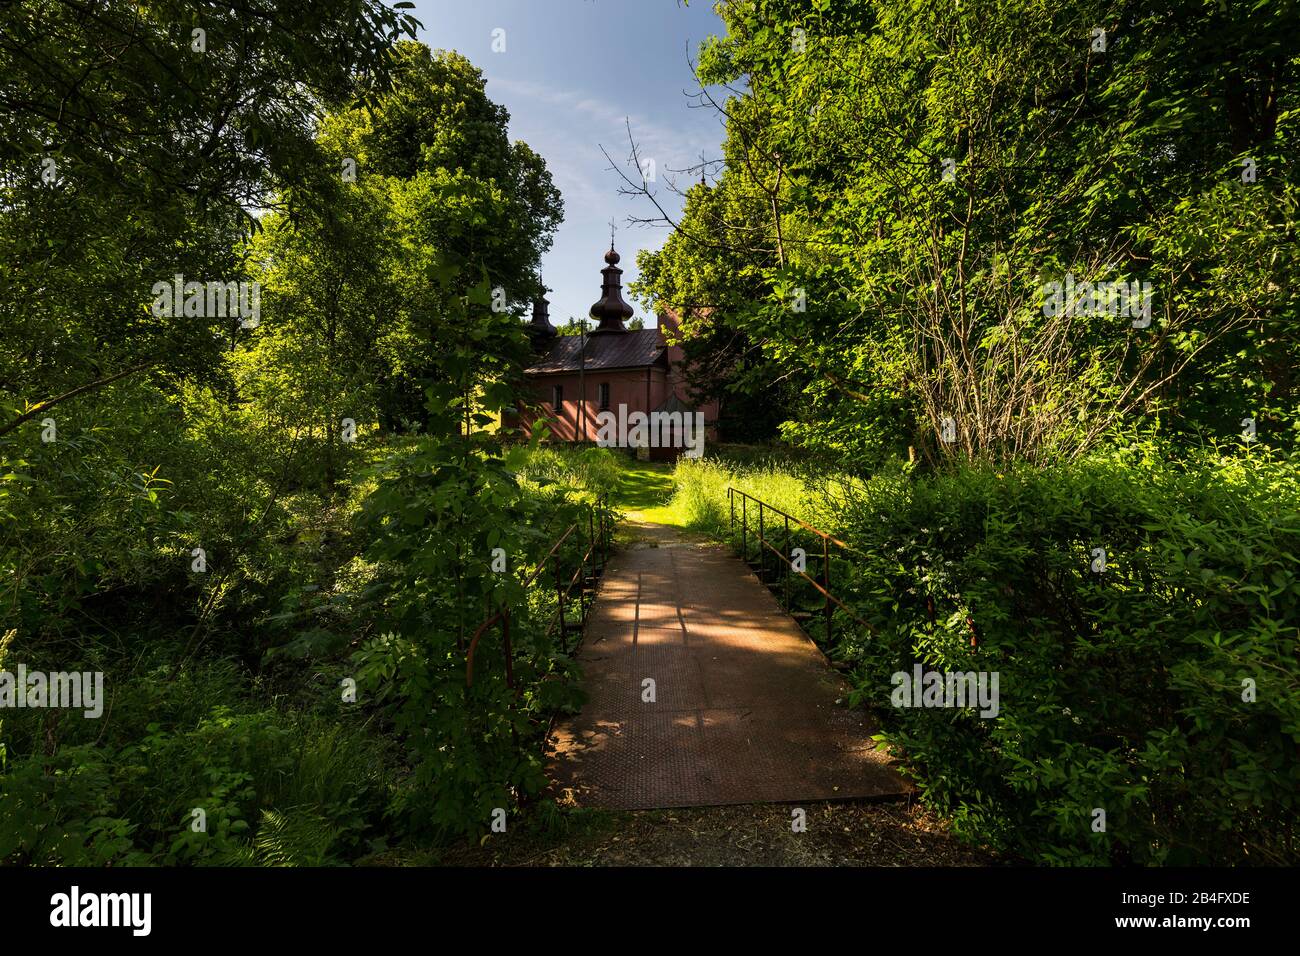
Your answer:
[823,535,832,645]
[741,493,747,562]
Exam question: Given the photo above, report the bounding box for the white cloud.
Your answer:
[489,76,720,196]
[480,74,722,326]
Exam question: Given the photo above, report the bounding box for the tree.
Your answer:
[312,42,563,430]
[556,318,592,336]
[0,0,420,436]
[632,0,1300,464]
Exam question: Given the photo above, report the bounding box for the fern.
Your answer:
[253,808,340,867]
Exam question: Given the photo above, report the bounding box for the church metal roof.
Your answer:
[653,391,697,414]
[525,329,666,374]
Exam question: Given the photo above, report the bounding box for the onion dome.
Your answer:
[588,243,635,334]
[527,291,557,350]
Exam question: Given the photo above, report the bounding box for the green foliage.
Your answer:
[506,444,625,498]
[665,449,846,535]
[0,2,570,866]
[640,0,1300,864]
[285,43,563,434]
[555,318,593,337]
[0,0,421,434]
[638,0,1300,464]
[7,0,1294,872]
[0,659,389,866]
[352,423,604,840]
[251,808,342,867]
[828,448,1300,864]
[671,446,1300,864]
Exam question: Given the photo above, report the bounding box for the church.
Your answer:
[511,242,719,460]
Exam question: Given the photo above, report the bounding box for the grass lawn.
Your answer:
[608,457,679,524]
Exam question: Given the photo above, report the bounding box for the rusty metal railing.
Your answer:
[727,487,983,651]
[465,495,610,688]
[727,486,875,646]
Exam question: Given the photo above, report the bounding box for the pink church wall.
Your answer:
[518,367,669,443]
[510,316,721,459]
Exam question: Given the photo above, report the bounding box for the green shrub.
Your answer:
[0,657,390,866]
[828,447,1300,864]
[351,435,604,842]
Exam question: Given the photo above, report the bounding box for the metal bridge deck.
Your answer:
[546,527,909,809]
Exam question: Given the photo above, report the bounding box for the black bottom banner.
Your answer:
[1,865,1290,943]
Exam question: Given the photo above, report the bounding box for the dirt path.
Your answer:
[436,800,998,866]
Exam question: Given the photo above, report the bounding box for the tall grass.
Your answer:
[504,444,624,500]
[666,455,850,535]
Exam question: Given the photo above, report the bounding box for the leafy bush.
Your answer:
[828,447,1300,865]
[0,658,389,866]
[351,433,606,841]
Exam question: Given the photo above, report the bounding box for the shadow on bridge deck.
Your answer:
[546,523,911,810]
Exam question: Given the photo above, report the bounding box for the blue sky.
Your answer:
[405,0,727,327]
